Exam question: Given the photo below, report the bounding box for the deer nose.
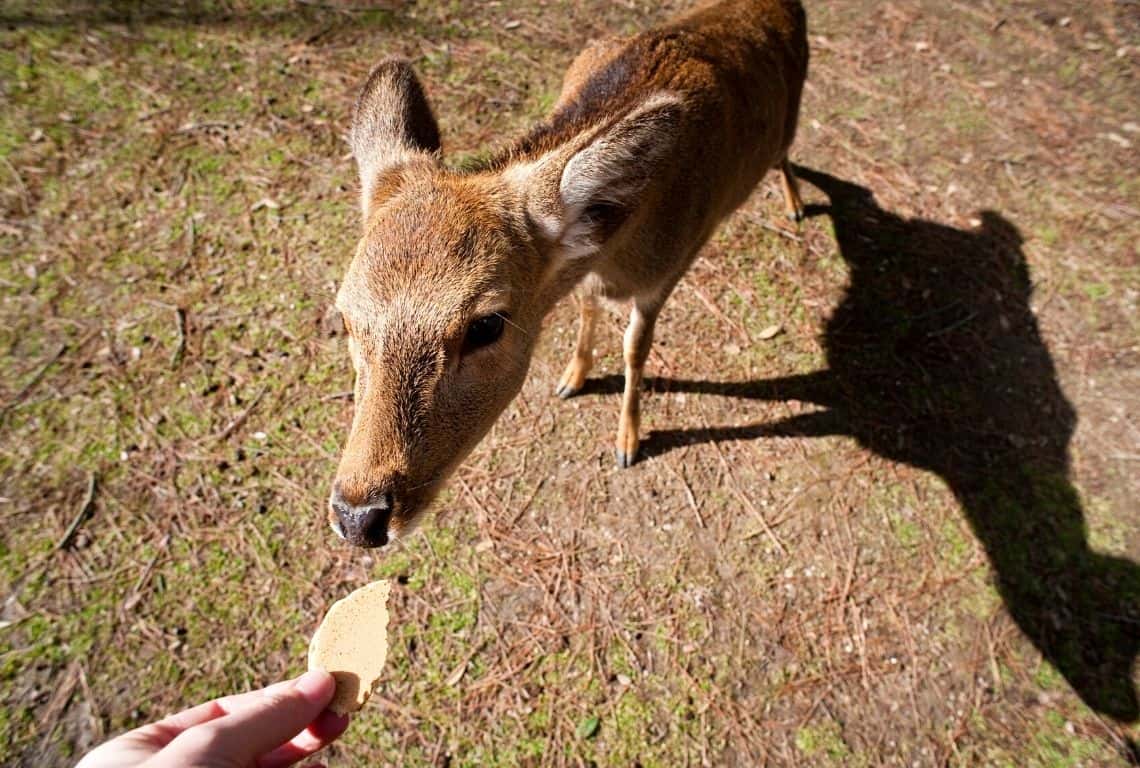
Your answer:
[329,487,393,548]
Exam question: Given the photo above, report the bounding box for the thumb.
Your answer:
[168,671,336,766]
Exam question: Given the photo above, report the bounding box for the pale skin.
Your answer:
[76,670,349,768]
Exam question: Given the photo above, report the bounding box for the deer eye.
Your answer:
[463,313,506,353]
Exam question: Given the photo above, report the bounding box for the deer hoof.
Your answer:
[555,383,580,399]
[615,448,638,469]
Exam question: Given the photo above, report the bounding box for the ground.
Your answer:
[1,0,1138,766]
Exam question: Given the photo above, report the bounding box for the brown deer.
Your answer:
[330,0,808,547]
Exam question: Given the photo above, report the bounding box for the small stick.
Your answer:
[684,281,752,346]
[169,307,187,369]
[508,477,545,528]
[170,218,195,280]
[36,661,80,751]
[57,472,97,550]
[1,155,31,213]
[175,121,240,134]
[666,460,704,528]
[3,343,68,415]
[214,387,267,442]
[755,215,804,242]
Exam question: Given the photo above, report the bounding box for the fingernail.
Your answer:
[295,669,334,702]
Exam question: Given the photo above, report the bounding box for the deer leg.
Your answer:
[555,293,599,398]
[615,299,661,468]
[779,156,805,223]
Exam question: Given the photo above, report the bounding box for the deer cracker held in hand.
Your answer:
[330,0,808,548]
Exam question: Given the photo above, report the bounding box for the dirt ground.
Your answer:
[1,0,1138,765]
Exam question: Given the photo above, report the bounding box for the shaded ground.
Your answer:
[2,0,1138,766]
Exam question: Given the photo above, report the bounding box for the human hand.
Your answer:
[76,669,349,768]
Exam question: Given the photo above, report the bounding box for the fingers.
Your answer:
[213,676,297,713]
[127,699,227,750]
[255,709,351,768]
[138,675,302,750]
[165,670,339,766]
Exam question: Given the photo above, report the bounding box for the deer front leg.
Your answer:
[779,156,804,223]
[616,300,660,468]
[555,293,599,398]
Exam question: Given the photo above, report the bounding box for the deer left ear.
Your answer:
[351,59,442,216]
[517,92,683,261]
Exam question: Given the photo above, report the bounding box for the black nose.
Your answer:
[330,489,393,548]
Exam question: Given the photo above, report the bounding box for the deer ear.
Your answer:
[351,59,441,215]
[520,93,683,260]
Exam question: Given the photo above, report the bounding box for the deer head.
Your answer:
[329,59,679,547]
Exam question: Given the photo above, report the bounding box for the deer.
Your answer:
[329,0,809,547]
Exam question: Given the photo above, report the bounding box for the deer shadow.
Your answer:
[582,167,1140,723]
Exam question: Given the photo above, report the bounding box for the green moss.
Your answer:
[1081,282,1110,301]
[795,719,850,762]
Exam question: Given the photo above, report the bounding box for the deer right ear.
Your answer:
[351,59,441,216]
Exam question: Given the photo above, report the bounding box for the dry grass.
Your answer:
[1,0,1138,766]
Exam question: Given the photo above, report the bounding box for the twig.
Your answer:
[683,281,752,346]
[76,663,103,742]
[666,460,704,528]
[120,536,168,615]
[738,488,788,554]
[36,661,80,751]
[3,343,67,416]
[927,311,977,338]
[508,477,545,527]
[984,618,1003,695]
[753,214,805,242]
[170,307,187,368]
[214,387,267,442]
[838,543,859,608]
[1,155,31,213]
[176,121,241,134]
[170,217,195,280]
[57,472,97,551]
[457,475,493,528]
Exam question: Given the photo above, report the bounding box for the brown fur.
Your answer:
[330,0,808,546]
